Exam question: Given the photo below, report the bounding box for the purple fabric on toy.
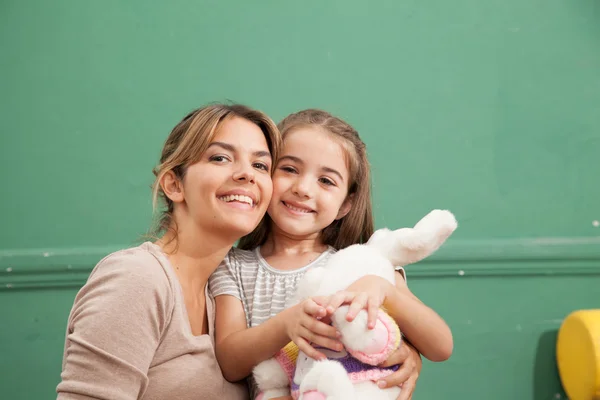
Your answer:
[290,346,399,393]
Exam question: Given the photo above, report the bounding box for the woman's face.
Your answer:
[178,116,274,239]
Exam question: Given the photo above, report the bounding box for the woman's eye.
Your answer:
[253,162,270,172]
[209,155,229,163]
[280,166,297,174]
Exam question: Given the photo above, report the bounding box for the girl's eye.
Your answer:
[253,162,270,172]
[209,155,230,163]
[319,177,336,186]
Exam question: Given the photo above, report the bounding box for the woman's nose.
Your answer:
[233,164,255,183]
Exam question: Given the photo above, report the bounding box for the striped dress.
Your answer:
[209,246,335,328]
[208,245,407,399]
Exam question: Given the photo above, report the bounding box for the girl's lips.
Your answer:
[282,201,315,214]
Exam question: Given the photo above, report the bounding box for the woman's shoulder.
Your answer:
[87,242,175,299]
[69,242,177,334]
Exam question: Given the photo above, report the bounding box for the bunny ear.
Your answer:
[366,228,418,266]
[366,228,393,250]
[366,210,458,267]
[413,209,458,238]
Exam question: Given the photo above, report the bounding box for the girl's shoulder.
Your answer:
[226,246,261,267]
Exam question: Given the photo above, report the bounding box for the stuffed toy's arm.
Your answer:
[253,342,298,400]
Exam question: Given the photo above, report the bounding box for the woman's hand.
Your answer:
[377,340,422,400]
[282,296,343,360]
[324,275,394,329]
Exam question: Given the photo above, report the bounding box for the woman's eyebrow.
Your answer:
[207,142,235,152]
[208,142,271,158]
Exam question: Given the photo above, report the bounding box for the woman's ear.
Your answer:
[336,194,354,220]
[160,170,185,203]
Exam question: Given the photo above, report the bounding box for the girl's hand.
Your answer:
[324,275,394,329]
[377,340,422,400]
[282,296,343,360]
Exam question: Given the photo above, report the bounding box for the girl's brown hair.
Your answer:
[150,103,281,241]
[238,109,374,251]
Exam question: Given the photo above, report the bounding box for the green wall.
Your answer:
[1,0,599,398]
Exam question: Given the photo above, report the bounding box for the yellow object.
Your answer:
[556,309,600,400]
[281,341,300,364]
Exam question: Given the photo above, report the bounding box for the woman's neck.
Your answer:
[157,221,234,291]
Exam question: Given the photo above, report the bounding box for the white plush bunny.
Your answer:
[254,209,458,400]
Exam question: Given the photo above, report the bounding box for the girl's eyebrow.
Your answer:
[322,166,344,182]
[278,155,303,164]
[208,141,271,158]
[279,155,344,182]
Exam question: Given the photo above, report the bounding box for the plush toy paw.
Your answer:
[253,348,296,400]
[299,391,327,400]
[332,306,401,365]
[298,360,355,400]
[256,388,293,400]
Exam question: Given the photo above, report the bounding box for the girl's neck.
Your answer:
[157,218,235,291]
[260,227,328,258]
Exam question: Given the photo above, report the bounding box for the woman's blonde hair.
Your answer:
[238,109,374,251]
[150,104,281,240]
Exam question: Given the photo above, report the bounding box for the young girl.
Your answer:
[209,109,453,399]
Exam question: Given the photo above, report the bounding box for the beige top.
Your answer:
[56,242,249,400]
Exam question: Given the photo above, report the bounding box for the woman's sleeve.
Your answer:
[56,251,173,399]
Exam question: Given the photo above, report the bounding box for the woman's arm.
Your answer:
[328,272,453,362]
[214,295,342,382]
[57,252,172,399]
[377,336,423,399]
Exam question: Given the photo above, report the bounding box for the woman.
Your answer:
[56,104,280,399]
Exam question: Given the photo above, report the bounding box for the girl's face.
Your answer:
[169,117,274,239]
[267,127,352,242]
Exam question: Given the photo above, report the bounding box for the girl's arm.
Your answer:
[387,271,453,361]
[327,272,453,362]
[214,295,342,382]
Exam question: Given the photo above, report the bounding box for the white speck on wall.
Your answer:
[554,393,561,399]
[6,267,12,272]
[593,220,599,227]
[467,320,472,325]
[43,252,50,257]
[458,270,465,276]
[516,324,522,332]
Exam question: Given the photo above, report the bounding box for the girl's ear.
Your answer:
[160,170,185,204]
[335,193,354,220]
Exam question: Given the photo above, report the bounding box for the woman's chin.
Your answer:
[222,217,263,239]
